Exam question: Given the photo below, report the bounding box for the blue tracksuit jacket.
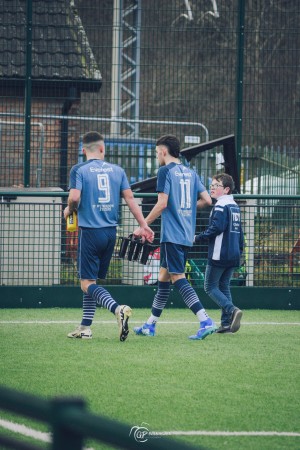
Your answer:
[195,195,244,267]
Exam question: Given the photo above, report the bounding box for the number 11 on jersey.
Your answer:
[180,179,191,209]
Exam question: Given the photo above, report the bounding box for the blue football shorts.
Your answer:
[160,242,190,274]
[77,227,117,280]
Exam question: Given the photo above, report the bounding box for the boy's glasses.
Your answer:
[209,184,224,189]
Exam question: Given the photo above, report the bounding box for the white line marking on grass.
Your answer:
[1,320,300,325]
[0,418,51,442]
[1,418,298,444]
[161,430,300,437]
[0,418,94,449]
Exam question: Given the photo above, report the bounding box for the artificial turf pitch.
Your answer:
[0,308,299,450]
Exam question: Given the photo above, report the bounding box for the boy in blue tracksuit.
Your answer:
[194,173,244,333]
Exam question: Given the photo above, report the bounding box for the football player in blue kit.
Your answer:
[133,134,217,340]
[64,131,154,341]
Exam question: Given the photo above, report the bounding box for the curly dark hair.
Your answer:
[156,134,180,158]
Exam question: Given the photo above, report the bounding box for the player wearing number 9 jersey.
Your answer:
[133,134,217,341]
[64,131,154,342]
[69,158,129,228]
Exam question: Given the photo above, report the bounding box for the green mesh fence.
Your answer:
[0,1,299,194]
[0,1,299,293]
[1,192,299,288]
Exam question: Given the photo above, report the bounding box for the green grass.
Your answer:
[0,308,300,450]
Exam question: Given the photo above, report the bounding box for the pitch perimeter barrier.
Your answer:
[0,385,201,450]
[0,190,299,309]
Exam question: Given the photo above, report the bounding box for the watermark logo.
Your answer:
[129,423,151,443]
[129,423,171,443]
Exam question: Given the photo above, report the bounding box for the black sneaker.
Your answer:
[230,308,243,333]
[215,325,231,333]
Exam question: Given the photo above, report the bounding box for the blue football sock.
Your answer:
[174,278,204,314]
[81,293,96,326]
[88,284,118,314]
[151,281,171,317]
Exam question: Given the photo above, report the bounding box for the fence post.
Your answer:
[24,0,33,187]
[50,397,85,450]
[235,0,245,183]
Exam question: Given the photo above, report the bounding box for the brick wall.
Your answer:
[0,97,81,189]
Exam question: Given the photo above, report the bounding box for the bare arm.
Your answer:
[144,192,168,225]
[122,189,154,242]
[132,192,168,239]
[197,190,212,209]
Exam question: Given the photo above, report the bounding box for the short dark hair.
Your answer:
[156,134,180,158]
[213,173,235,194]
[82,131,104,145]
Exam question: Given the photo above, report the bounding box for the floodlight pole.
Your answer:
[111,0,122,137]
[110,0,141,137]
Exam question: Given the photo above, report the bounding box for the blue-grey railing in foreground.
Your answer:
[0,385,203,450]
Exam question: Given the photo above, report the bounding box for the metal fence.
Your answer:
[0,385,198,450]
[1,191,299,289]
[0,1,299,194]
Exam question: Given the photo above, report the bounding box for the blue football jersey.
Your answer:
[69,159,130,228]
[156,163,205,246]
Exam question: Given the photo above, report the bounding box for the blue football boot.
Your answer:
[133,323,156,336]
[189,318,217,340]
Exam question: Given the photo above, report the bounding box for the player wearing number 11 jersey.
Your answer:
[64,131,154,341]
[157,162,202,247]
[133,134,217,340]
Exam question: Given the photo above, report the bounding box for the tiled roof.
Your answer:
[0,0,101,88]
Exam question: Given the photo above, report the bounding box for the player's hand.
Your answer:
[133,225,154,243]
[143,225,154,243]
[63,206,70,220]
[194,234,201,244]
